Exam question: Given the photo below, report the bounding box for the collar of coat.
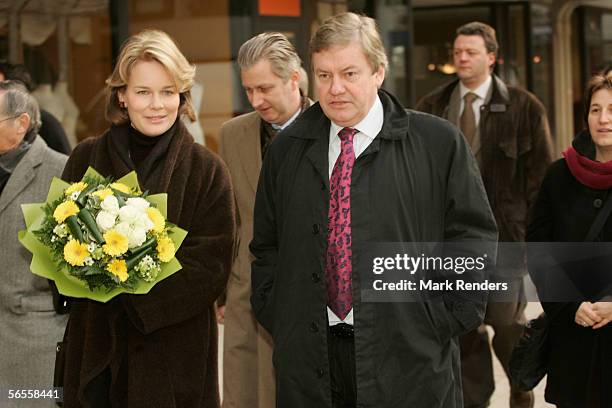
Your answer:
[102,119,193,194]
[288,89,410,140]
[429,74,510,109]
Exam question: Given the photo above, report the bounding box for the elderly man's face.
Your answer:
[313,41,384,128]
[0,94,29,154]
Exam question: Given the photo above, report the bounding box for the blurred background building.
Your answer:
[0,0,610,153]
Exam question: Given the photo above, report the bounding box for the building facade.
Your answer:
[1,0,610,152]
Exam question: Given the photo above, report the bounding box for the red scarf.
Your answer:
[563,146,612,189]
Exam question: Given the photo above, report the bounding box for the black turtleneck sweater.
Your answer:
[128,124,165,166]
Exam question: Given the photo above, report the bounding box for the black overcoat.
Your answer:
[250,90,498,408]
[527,130,612,407]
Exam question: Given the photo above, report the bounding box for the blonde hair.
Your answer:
[106,29,196,124]
[237,32,301,82]
[309,12,388,73]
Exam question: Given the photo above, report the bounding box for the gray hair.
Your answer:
[0,80,41,134]
[310,12,388,73]
[298,66,309,96]
[237,32,301,82]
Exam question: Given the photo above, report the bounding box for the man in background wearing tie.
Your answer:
[417,22,554,408]
[218,32,311,408]
[251,13,497,408]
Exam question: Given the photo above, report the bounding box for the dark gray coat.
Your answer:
[250,90,498,408]
[0,136,67,407]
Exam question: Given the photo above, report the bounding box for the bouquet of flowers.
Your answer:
[19,167,187,302]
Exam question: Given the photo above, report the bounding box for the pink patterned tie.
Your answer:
[326,127,357,320]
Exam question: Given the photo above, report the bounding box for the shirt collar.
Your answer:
[330,95,384,140]
[459,75,492,101]
[272,105,302,131]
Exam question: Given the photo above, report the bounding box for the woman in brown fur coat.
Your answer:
[55,30,235,407]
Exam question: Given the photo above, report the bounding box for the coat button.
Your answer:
[310,322,319,332]
[594,198,603,208]
[311,273,321,283]
[312,224,320,234]
[316,368,324,378]
[259,291,266,299]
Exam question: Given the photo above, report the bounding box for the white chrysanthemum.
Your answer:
[119,204,154,231]
[126,197,150,211]
[96,210,117,232]
[100,195,120,214]
[114,222,147,249]
[118,205,139,223]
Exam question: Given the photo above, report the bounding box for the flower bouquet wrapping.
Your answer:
[18,167,187,302]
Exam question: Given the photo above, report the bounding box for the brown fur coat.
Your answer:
[59,121,234,407]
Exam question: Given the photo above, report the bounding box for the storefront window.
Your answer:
[530,3,554,129]
[130,0,232,150]
[413,5,490,102]
[571,6,612,134]
[1,2,112,147]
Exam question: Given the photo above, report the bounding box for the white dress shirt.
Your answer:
[459,75,492,126]
[327,95,384,326]
[271,106,302,131]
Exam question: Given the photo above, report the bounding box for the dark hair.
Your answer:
[584,71,612,126]
[0,62,34,91]
[456,21,499,55]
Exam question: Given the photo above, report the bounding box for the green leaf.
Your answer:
[65,215,84,242]
[78,208,104,243]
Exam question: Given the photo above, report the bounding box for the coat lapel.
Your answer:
[0,137,44,215]
[304,118,331,189]
[236,114,262,193]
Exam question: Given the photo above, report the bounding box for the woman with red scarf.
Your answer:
[527,72,612,408]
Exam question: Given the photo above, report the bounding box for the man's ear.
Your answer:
[487,52,496,70]
[290,70,300,90]
[15,112,31,135]
[374,65,385,89]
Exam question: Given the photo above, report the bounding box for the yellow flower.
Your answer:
[156,236,175,262]
[102,230,129,256]
[92,188,114,201]
[146,207,165,233]
[63,239,89,266]
[106,259,128,282]
[64,182,87,197]
[53,201,80,223]
[110,182,131,194]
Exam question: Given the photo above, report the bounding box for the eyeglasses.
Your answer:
[0,114,22,124]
